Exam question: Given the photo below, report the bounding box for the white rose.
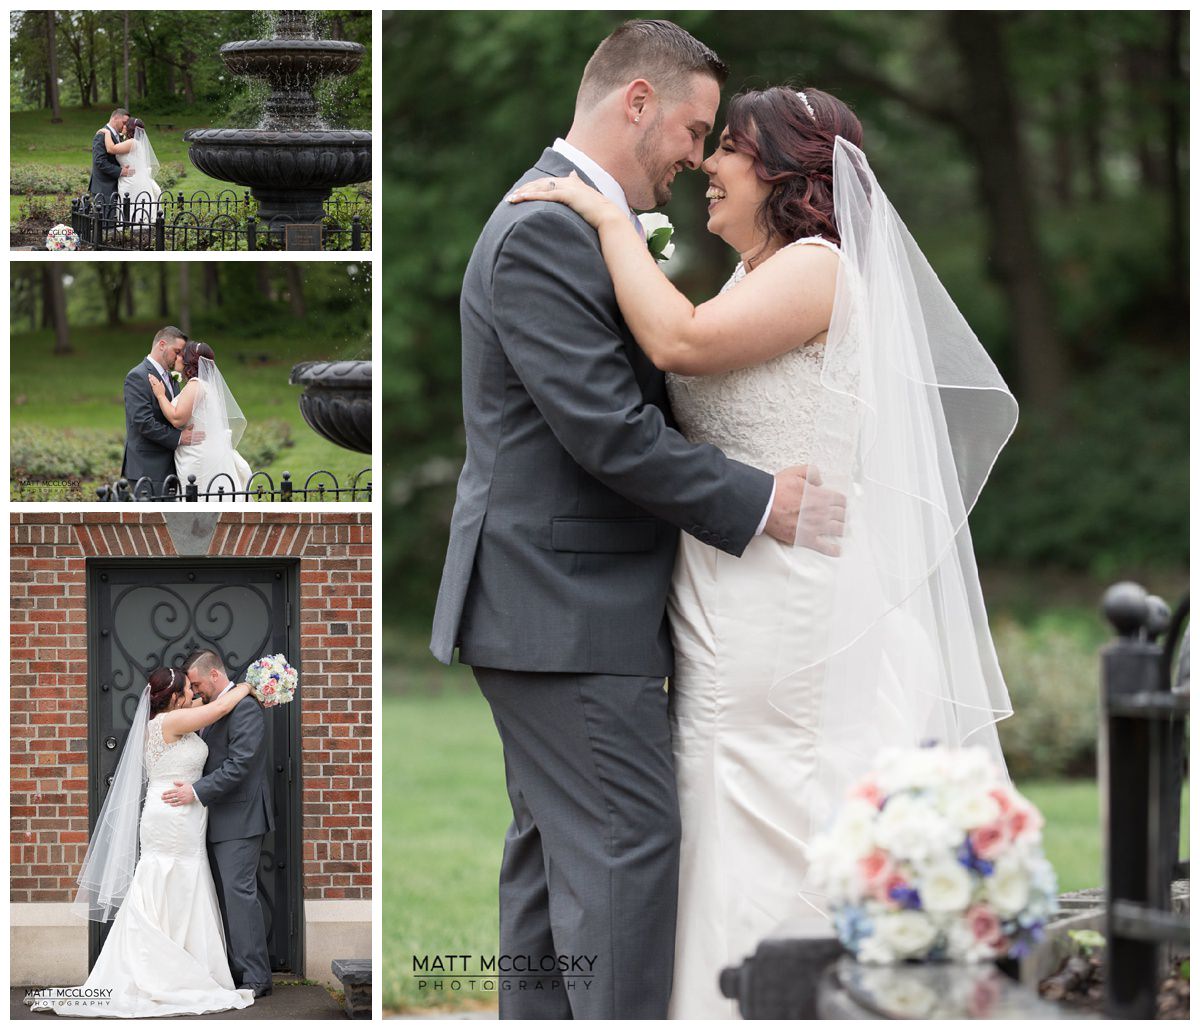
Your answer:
[874,795,956,863]
[985,855,1031,917]
[637,212,675,260]
[875,910,939,959]
[918,858,973,913]
[943,789,1001,831]
[829,798,880,861]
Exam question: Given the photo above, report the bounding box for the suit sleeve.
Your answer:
[192,699,263,807]
[125,369,182,452]
[491,207,773,556]
[92,133,122,181]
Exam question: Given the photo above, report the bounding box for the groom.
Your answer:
[89,107,135,219]
[121,326,196,494]
[162,650,275,998]
[432,19,830,1020]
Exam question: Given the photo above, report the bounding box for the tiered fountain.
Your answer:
[184,12,371,224]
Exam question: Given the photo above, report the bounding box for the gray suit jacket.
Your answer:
[88,126,122,199]
[193,696,275,844]
[431,149,773,677]
[121,358,181,487]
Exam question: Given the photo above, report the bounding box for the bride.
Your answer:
[34,668,259,1017]
[150,340,253,497]
[100,116,161,226]
[512,85,1018,1017]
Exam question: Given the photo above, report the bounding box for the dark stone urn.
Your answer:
[184,12,371,224]
[289,360,371,453]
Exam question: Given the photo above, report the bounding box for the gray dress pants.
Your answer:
[474,667,681,1020]
[208,835,272,988]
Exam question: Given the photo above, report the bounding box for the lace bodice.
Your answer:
[666,237,849,473]
[145,716,208,782]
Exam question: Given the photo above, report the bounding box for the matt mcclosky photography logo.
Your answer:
[24,988,114,1008]
[412,954,598,993]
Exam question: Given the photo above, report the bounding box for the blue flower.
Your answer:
[888,884,922,910]
[956,838,994,876]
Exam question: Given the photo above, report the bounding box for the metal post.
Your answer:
[352,215,362,251]
[122,192,131,226]
[155,208,165,251]
[281,473,293,502]
[185,476,199,503]
[247,217,257,252]
[1101,583,1167,1019]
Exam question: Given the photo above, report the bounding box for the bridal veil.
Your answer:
[73,686,150,921]
[770,138,1019,881]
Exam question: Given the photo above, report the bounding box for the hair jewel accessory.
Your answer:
[795,90,816,120]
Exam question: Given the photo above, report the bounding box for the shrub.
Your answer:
[238,419,293,469]
[993,610,1105,779]
[10,425,124,480]
[10,161,185,197]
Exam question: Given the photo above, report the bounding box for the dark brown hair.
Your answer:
[577,19,727,111]
[725,86,863,251]
[148,666,187,716]
[184,649,223,679]
[181,340,216,381]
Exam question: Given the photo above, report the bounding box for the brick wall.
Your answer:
[10,512,372,904]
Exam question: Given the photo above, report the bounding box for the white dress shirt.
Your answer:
[550,139,775,535]
[147,354,174,400]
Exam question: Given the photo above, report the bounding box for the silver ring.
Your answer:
[546,181,556,191]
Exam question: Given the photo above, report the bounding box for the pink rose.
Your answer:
[966,904,1002,945]
[1008,801,1043,842]
[858,849,895,899]
[988,787,1014,815]
[969,822,1007,860]
[850,777,885,809]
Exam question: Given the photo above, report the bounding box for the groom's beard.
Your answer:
[634,110,679,208]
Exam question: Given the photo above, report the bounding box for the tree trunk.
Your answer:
[46,12,63,122]
[946,11,1066,413]
[122,13,130,109]
[158,264,169,317]
[165,62,175,97]
[136,56,146,101]
[284,264,307,318]
[1163,11,1185,300]
[256,265,273,301]
[41,267,56,330]
[122,265,134,319]
[203,264,222,306]
[178,265,191,335]
[46,268,72,354]
[1050,84,1074,207]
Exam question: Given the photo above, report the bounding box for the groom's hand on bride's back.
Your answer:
[120,167,135,177]
[765,466,845,555]
[179,429,204,446]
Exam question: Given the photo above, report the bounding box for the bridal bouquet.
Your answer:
[809,744,1057,965]
[246,654,298,706]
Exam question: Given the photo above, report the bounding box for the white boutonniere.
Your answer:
[638,212,675,262]
[170,370,184,387]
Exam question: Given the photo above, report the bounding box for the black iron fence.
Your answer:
[1100,582,1189,1019]
[95,468,372,503]
[70,189,371,252]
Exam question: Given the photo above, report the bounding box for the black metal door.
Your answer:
[86,559,303,974]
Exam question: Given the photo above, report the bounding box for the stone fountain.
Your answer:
[184,12,371,224]
[289,360,371,453]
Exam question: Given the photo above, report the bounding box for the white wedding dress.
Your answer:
[117,128,162,227]
[37,717,254,1017]
[171,375,253,496]
[666,237,855,1019]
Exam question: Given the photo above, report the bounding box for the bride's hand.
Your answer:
[149,374,165,396]
[507,171,624,231]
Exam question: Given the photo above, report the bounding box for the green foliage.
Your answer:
[10,161,186,196]
[1068,929,1107,956]
[993,610,1104,779]
[11,425,124,479]
[972,350,1188,575]
[232,419,292,469]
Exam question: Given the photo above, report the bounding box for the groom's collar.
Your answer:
[550,138,631,214]
[146,354,168,379]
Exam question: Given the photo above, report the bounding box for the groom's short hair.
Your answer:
[185,649,224,679]
[576,19,727,112]
[111,107,129,120]
[152,325,186,350]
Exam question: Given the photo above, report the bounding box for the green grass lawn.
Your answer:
[382,637,1189,1014]
[10,323,370,500]
[10,104,368,224]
